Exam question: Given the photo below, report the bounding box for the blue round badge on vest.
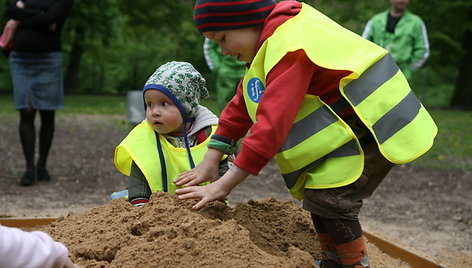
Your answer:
[247,77,265,103]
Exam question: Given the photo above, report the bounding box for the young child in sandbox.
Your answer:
[174,1,438,268]
[112,61,228,206]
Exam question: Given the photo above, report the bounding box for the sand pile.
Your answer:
[41,192,408,267]
[45,192,319,267]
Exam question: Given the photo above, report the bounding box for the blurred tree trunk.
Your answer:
[64,25,85,94]
[450,29,472,108]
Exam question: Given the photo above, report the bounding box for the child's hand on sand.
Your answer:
[174,161,219,187]
[175,180,229,210]
[176,164,249,210]
[174,148,223,186]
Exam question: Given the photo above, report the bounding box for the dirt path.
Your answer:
[1,114,471,267]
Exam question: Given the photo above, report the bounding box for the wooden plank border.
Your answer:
[0,217,57,227]
[363,231,445,268]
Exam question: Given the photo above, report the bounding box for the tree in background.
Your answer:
[407,0,471,108]
[61,0,200,94]
[0,0,470,108]
[62,0,123,93]
[114,0,203,94]
[448,4,471,108]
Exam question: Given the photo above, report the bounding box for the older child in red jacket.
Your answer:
[175,1,437,267]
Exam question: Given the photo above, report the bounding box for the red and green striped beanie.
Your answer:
[194,0,277,33]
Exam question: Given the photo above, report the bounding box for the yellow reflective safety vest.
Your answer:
[243,3,437,200]
[114,120,216,194]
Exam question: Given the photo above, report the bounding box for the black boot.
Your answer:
[20,168,36,186]
[36,167,51,182]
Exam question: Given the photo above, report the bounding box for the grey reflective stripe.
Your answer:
[282,139,359,188]
[373,90,421,144]
[279,106,338,152]
[344,54,399,106]
[328,139,359,157]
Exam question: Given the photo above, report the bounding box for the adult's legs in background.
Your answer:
[36,110,55,181]
[18,106,37,186]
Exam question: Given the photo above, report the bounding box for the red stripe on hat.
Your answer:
[195,4,274,19]
[195,0,267,9]
[196,18,267,29]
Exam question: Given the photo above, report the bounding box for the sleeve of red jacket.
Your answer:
[214,78,254,141]
[216,50,318,175]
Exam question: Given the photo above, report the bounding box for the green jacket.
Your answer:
[362,10,429,79]
[203,38,246,109]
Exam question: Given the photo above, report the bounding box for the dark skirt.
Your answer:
[9,51,64,110]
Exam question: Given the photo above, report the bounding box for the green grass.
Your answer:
[0,94,222,116]
[1,94,470,171]
[61,95,127,115]
[0,94,127,115]
[410,109,472,171]
[0,94,15,114]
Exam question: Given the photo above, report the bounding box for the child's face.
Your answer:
[144,90,184,134]
[390,0,409,11]
[204,27,261,63]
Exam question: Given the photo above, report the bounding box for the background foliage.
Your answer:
[0,0,471,107]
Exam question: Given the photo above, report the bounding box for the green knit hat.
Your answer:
[143,61,209,119]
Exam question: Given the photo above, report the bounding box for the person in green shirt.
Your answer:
[362,0,429,79]
[203,38,246,111]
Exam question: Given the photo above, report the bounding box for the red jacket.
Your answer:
[216,1,353,175]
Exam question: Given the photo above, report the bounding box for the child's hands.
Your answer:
[176,164,249,210]
[174,160,219,187]
[174,148,223,187]
[175,180,229,210]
